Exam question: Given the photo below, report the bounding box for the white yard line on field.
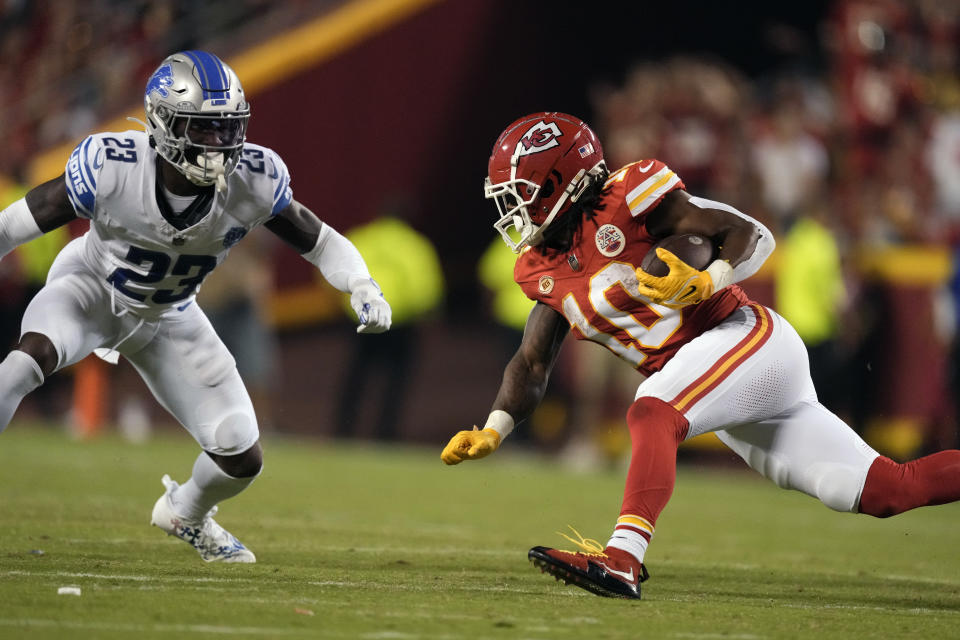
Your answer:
[30,541,518,556]
[1,570,253,583]
[2,570,578,598]
[0,619,311,636]
[660,594,960,616]
[653,558,960,587]
[0,618,504,640]
[782,602,960,616]
[306,579,582,596]
[673,634,763,640]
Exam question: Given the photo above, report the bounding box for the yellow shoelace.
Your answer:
[556,525,607,557]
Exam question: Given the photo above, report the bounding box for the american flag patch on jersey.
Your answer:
[578,143,594,157]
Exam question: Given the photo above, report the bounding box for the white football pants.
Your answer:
[19,239,259,455]
[636,304,880,513]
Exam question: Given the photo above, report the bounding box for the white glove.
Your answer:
[350,278,392,334]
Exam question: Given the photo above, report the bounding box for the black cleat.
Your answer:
[528,545,649,599]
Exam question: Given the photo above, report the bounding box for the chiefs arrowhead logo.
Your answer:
[516,121,563,157]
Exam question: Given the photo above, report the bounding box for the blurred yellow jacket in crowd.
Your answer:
[0,175,68,286]
[344,216,444,325]
[774,216,846,347]
[477,237,535,332]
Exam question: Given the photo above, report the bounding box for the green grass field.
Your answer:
[2,424,959,639]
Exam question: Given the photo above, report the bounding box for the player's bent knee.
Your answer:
[17,332,59,377]
[627,396,689,442]
[213,412,258,455]
[810,463,864,513]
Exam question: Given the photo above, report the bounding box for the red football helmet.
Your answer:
[485,112,606,252]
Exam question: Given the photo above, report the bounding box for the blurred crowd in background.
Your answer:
[0,0,334,177]
[582,0,960,455]
[2,0,960,464]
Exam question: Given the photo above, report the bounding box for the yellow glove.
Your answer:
[636,250,732,309]
[441,426,502,465]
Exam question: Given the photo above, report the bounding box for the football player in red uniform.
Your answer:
[441,112,960,599]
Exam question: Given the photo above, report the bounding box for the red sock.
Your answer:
[616,397,689,543]
[859,451,960,518]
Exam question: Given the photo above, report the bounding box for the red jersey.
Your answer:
[514,160,753,376]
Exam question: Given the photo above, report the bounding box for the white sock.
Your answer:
[0,350,44,433]
[606,522,651,564]
[171,451,257,521]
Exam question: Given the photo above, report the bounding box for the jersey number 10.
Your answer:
[561,262,682,368]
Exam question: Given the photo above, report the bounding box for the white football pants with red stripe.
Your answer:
[636,304,880,513]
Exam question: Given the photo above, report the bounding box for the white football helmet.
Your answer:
[141,51,250,190]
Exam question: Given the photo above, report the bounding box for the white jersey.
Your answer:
[64,130,292,318]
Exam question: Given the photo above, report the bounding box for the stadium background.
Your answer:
[2,0,957,461]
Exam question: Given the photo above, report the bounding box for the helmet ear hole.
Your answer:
[540,178,555,200]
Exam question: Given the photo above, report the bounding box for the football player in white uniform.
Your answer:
[0,51,392,563]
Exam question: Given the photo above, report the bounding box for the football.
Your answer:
[640,233,714,277]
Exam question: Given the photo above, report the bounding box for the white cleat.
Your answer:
[150,474,256,563]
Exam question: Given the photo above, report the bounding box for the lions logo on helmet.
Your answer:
[146,64,174,99]
[140,51,250,192]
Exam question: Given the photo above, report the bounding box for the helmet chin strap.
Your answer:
[182,152,227,193]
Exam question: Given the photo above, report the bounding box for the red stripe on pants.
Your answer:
[669,305,774,413]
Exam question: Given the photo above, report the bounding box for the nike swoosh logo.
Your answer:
[638,161,655,173]
[269,159,279,179]
[597,562,634,582]
[92,148,104,170]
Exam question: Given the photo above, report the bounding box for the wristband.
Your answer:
[706,259,733,291]
[0,198,42,260]
[484,409,514,440]
[347,275,382,295]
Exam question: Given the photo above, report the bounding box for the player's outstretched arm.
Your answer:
[266,200,391,333]
[441,303,569,465]
[0,174,77,260]
[635,190,775,306]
